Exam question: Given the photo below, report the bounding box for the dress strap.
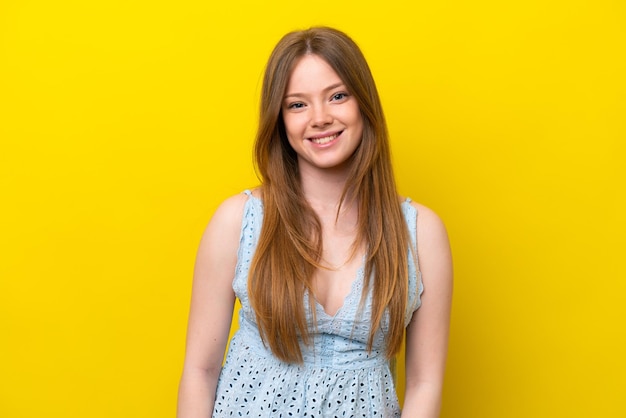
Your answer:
[402,198,421,274]
[401,198,424,322]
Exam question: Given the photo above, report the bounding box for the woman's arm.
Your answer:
[401,203,453,418]
[177,194,248,418]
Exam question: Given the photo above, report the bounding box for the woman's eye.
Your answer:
[287,102,305,109]
[331,92,348,101]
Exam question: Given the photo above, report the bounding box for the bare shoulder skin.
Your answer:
[401,201,453,418]
[177,193,249,418]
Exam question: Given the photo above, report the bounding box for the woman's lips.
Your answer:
[308,131,342,145]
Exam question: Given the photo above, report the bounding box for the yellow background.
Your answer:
[1,0,624,417]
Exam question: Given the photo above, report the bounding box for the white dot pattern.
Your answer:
[213,191,423,417]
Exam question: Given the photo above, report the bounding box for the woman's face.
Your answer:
[281,54,363,174]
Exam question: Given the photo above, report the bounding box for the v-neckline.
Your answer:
[247,192,375,319]
[313,261,366,319]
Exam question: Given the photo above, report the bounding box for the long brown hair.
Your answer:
[250,27,410,363]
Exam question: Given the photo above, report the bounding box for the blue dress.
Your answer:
[213,191,423,417]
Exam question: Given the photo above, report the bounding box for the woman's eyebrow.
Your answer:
[284,82,345,99]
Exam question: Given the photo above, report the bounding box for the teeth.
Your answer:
[311,133,338,144]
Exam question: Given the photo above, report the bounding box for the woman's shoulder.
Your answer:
[400,196,449,246]
[206,190,259,232]
[214,192,249,217]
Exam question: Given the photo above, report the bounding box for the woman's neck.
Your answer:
[298,165,358,222]
[298,164,362,272]
[299,166,348,203]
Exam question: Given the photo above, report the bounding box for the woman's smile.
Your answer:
[308,131,342,145]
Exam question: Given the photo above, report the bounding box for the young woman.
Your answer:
[177,27,453,418]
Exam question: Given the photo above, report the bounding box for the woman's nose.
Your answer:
[310,105,333,127]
